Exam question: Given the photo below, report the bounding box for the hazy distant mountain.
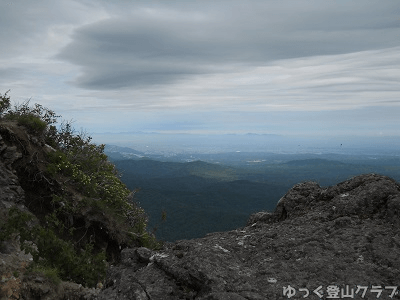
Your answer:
[244,132,282,136]
[283,158,347,167]
[104,144,145,155]
[104,144,146,160]
[113,159,238,181]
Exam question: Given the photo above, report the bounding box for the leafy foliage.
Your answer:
[0,91,59,134]
[12,114,47,134]
[0,91,160,287]
[26,265,62,286]
[0,207,106,287]
[0,90,11,115]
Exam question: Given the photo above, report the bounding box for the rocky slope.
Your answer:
[98,173,400,300]
[0,120,103,299]
[0,116,154,299]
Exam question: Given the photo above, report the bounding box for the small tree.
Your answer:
[0,90,60,135]
[0,90,11,115]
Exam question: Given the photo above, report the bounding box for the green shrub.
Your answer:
[10,114,47,134]
[0,207,106,287]
[27,265,62,286]
[5,99,59,126]
[0,93,160,286]
[0,90,11,115]
[0,92,59,136]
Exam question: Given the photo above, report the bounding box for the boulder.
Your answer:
[98,174,400,299]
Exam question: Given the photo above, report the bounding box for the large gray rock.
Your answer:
[98,174,400,299]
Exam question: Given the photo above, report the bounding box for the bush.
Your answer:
[0,91,59,136]
[45,126,150,234]
[5,99,59,126]
[0,92,160,287]
[0,90,11,115]
[27,265,62,286]
[9,114,47,134]
[0,207,106,287]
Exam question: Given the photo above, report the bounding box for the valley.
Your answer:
[105,145,400,242]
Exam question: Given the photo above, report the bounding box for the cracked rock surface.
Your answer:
[98,174,400,300]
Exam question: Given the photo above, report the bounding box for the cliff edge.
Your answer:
[98,173,400,300]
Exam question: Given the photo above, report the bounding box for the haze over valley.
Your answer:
[95,131,400,157]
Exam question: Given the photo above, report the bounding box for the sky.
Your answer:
[1,0,399,142]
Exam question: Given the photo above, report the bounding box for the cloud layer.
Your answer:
[0,0,399,137]
[56,1,400,91]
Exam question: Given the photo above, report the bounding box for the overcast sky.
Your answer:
[1,0,399,139]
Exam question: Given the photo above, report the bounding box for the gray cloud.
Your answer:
[0,1,86,59]
[0,67,22,81]
[1,0,400,138]
[54,0,400,90]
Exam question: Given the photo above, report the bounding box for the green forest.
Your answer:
[108,152,400,242]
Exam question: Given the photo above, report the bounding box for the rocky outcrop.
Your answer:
[0,121,102,299]
[98,173,400,299]
[0,122,35,258]
[0,129,25,212]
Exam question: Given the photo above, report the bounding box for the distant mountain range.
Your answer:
[112,159,238,181]
[104,144,146,160]
[104,144,145,154]
[283,158,347,167]
[104,144,400,242]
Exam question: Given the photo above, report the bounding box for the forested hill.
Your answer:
[111,158,285,241]
[113,159,238,180]
[107,151,400,242]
